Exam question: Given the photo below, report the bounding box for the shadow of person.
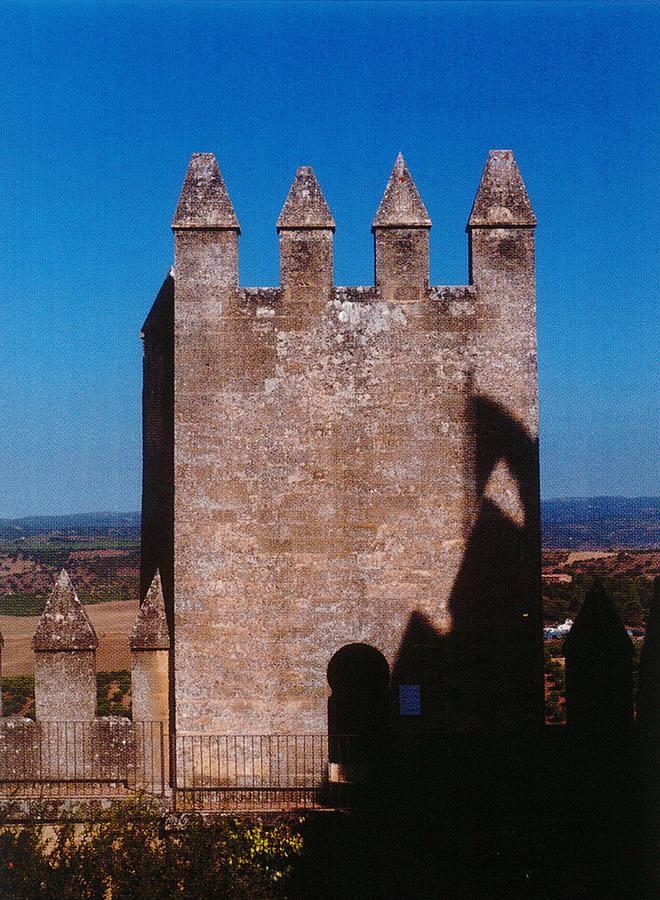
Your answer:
[391,390,543,736]
[381,388,544,894]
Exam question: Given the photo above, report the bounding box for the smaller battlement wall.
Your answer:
[0,571,170,788]
[0,571,170,728]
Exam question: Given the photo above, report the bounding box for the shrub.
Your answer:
[0,799,304,898]
[96,670,132,717]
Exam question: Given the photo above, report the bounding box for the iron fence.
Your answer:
[0,724,361,808]
[0,723,547,811]
[0,720,167,799]
[172,733,355,810]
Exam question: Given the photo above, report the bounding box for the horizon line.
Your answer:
[2,496,659,523]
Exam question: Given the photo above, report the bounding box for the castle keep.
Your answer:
[1,151,656,892]
[141,150,544,738]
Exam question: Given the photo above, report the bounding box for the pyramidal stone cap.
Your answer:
[468,150,536,228]
[563,580,633,658]
[130,570,170,651]
[277,167,335,231]
[641,575,660,664]
[172,153,240,231]
[33,570,98,652]
[373,153,431,229]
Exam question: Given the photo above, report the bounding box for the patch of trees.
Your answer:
[543,575,652,627]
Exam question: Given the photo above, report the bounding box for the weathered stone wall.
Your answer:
[154,150,543,736]
[132,651,169,723]
[0,717,134,784]
[34,650,97,721]
[279,229,333,302]
[172,279,540,734]
[0,718,38,780]
[374,228,429,303]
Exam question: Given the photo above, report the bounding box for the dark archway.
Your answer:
[327,643,390,736]
[327,644,389,784]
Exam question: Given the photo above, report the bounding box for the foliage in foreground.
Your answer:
[0,675,35,717]
[0,798,304,899]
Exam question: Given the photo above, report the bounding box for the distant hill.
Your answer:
[0,512,140,548]
[541,497,660,549]
[0,498,658,550]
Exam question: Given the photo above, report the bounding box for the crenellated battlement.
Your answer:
[169,149,535,312]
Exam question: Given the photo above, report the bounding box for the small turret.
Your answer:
[172,153,240,290]
[465,150,539,444]
[638,576,660,738]
[0,627,4,717]
[467,150,537,291]
[33,570,98,721]
[130,571,170,723]
[563,580,634,734]
[277,166,335,302]
[172,153,240,231]
[468,149,536,228]
[372,154,431,303]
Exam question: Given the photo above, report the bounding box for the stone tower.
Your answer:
[141,150,543,736]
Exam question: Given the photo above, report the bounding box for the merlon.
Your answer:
[172,153,240,231]
[373,153,431,229]
[277,166,335,231]
[130,570,171,651]
[468,150,536,228]
[32,569,98,652]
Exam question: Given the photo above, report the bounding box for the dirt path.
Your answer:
[0,600,138,675]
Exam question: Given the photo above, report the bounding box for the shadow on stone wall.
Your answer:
[323,388,658,898]
[390,387,543,736]
[136,286,659,894]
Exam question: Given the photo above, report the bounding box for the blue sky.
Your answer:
[0,1,657,517]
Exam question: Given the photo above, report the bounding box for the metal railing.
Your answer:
[172,733,355,810]
[0,720,167,799]
[0,724,549,811]
[0,724,359,808]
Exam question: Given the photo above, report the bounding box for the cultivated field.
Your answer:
[1,599,137,675]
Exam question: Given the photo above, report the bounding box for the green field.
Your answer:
[1,671,131,719]
[0,592,133,616]
[0,537,138,553]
